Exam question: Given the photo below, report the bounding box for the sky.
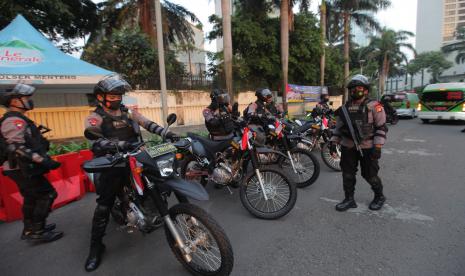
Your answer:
[169,0,418,53]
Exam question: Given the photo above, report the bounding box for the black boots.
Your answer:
[85,205,110,272]
[369,194,386,211]
[21,220,57,240]
[335,196,357,211]
[26,222,63,243]
[85,242,106,272]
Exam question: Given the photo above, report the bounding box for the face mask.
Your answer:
[106,100,122,110]
[350,89,365,100]
[322,98,329,103]
[20,98,34,110]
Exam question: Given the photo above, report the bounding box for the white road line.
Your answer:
[403,138,426,142]
[320,197,434,223]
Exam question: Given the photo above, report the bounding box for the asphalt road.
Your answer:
[1,118,464,276]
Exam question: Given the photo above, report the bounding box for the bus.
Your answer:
[417,83,465,123]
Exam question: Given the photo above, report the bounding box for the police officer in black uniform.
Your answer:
[330,75,388,212]
[311,93,332,118]
[203,89,236,141]
[0,83,63,243]
[84,75,177,271]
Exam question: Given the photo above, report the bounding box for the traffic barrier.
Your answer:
[0,150,95,222]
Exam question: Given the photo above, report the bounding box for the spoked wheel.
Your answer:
[320,142,341,171]
[181,155,208,186]
[240,167,297,219]
[279,148,320,188]
[165,203,234,276]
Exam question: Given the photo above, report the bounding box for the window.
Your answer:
[461,3,465,8]
[459,9,465,14]
[446,10,456,16]
[446,0,456,3]
[445,17,456,22]
[446,4,457,9]
[460,15,465,20]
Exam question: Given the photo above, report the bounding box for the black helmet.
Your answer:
[94,74,132,95]
[0,83,35,107]
[255,88,273,102]
[347,74,370,90]
[210,89,230,104]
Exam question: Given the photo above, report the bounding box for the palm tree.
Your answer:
[91,0,200,47]
[327,0,391,101]
[222,0,234,102]
[320,0,327,88]
[365,28,415,96]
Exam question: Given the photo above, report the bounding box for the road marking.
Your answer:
[382,148,441,156]
[320,197,434,223]
[403,138,426,142]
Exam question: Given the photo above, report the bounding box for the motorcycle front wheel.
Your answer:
[320,142,341,171]
[165,203,234,276]
[239,167,297,220]
[279,148,320,188]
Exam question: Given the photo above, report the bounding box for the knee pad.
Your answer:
[342,173,356,182]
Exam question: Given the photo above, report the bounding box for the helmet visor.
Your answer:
[217,93,230,104]
[96,75,132,94]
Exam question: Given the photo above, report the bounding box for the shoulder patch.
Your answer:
[375,103,383,113]
[13,119,25,130]
[88,118,99,126]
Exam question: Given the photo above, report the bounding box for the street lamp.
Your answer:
[359,59,366,75]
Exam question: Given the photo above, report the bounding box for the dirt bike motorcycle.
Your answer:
[82,114,234,276]
[179,119,297,220]
[259,118,320,188]
[293,114,341,172]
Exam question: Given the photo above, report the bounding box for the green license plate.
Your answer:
[146,143,177,158]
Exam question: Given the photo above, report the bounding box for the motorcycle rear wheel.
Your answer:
[165,203,234,276]
[279,148,320,188]
[320,142,341,171]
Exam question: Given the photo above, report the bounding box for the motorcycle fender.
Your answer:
[164,177,210,201]
[191,140,208,157]
[256,147,289,160]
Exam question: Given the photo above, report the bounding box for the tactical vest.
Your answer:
[244,101,268,125]
[340,99,374,141]
[0,111,50,174]
[205,106,235,136]
[94,106,141,143]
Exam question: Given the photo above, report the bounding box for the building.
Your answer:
[174,24,207,77]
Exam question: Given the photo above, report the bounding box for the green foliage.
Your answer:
[208,11,342,90]
[0,0,98,53]
[48,141,91,156]
[82,28,185,89]
[409,51,453,84]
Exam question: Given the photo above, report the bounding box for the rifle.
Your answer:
[340,105,364,157]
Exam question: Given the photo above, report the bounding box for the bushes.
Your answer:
[48,141,91,156]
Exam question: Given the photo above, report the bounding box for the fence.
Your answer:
[0,91,342,140]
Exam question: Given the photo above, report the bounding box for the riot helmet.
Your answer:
[210,89,230,105]
[94,74,131,110]
[0,83,36,110]
[255,88,273,103]
[347,75,370,100]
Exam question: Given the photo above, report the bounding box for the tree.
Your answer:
[89,0,200,47]
[409,51,452,84]
[280,0,290,112]
[365,28,415,95]
[82,28,185,89]
[222,0,234,101]
[328,0,391,101]
[0,0,98,53]
[320,0,327,88]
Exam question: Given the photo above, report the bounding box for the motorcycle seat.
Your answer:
[187,133,231,154]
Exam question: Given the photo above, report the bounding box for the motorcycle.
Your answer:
[260,118,321,188]
[82,114,234,276]
[294,114,341,172]
[179,118,297,220]
[381,101,399,125]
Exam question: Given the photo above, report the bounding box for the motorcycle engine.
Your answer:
[126,201,146,230]
[212,162,233,185]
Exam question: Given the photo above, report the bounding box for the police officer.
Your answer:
[311,93,332,118]
[203,89,236,141]
[0,83,63,243]
[244,88,283,123]
[330,75,387,212]
[84,75,177,272]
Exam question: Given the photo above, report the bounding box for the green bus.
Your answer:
[417,83,465,123]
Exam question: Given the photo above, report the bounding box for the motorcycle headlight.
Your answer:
[157,157,174,177]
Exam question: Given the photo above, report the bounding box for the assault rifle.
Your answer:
[340,105,363,157]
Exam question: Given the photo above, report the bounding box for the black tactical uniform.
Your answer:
[203,89,235,141]
[330,75,388,211]
[84,75,176,272]
[0,84,63,243]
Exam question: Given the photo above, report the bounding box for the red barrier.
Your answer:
[0,150,95,222]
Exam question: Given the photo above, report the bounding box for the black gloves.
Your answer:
[329,142,338,156]
[371,146,382,160]
[41,157,61,170]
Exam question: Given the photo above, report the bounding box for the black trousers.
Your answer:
[340,146,383,196]
[4,170,57,223]
[94,168,130,207]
